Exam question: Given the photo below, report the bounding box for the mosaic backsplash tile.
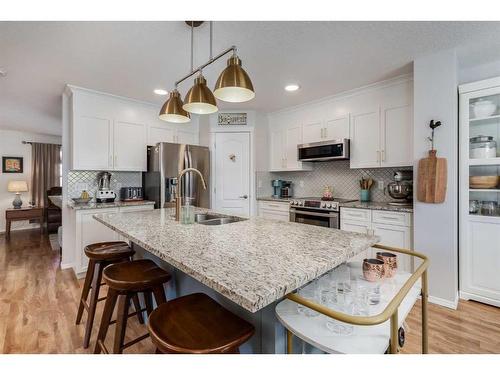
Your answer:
[256,161,413,202]
[68,171,142,199]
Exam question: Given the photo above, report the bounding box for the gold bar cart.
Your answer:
[282,244,429,354]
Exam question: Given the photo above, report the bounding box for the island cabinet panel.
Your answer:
[341,207,413,272]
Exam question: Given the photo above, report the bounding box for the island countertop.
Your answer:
[93,208,379,313]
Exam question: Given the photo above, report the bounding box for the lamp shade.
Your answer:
[183,75,218,115]
[214,55,255,103]
[159,89,191,123]
[8,180,28,193]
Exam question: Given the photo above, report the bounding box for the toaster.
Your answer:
[120,187,144,201]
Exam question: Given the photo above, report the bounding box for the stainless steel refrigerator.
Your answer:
[142,143,210,209]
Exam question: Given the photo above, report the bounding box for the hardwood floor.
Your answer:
[1,229,499,354]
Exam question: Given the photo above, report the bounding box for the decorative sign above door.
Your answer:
[218,113,247,126]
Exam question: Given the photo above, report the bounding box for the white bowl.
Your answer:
[473,100,497,118]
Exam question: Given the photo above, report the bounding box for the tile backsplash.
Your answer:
[67,171,142,199]
[256,161,413,202]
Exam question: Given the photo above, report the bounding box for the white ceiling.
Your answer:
[2,21,500,136]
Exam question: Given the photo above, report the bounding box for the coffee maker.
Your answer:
[96,171,116,203]
[271,179,293,198]
[272,179,284,198]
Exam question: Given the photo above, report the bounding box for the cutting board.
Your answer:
[417,150,447,203]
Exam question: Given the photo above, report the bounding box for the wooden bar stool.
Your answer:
[76,241,143,349]
[94,259,171,354]
[147,293,255,354]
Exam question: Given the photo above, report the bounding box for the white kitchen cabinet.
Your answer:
[270,125,285,170]
[380,104,413,167]
[75,207,119,275]
[148,124,175,145]
[302,120,324,144]
[285,124,303,169]
[257,201,290,222]
[113,120,147,171]
[72,115,113,170]
[349,108,381,168]
[302,117,349,144]
[73,204,154,277]
[461,217,500,307]
[176,128,198,145]
[341,207,413,273]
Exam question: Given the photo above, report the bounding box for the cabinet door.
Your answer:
[176,129,198,145]
[349,109,381,168]
[302,121,324,144]
[372,223,412,273]
[148,124,175,145]
[381,104,413,167]
[341,219,372,262]
[270,126,284,170]
[285,124,303,169]
[464,220,500,302]
[324,116,349,141]
[77,209,119,273]
[113,120,147,171]
[73,115,113,170]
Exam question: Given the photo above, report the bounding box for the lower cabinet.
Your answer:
[460,216,500,307]
[73,204,154,277]
[257,201,290,222]
[341,207,413,273]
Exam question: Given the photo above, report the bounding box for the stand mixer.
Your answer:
[386,170,413,206]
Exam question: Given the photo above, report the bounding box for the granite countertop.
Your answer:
[93,207,379,313]
[256,196,292,203]
[68,200,156,210]
[340,201,413,213]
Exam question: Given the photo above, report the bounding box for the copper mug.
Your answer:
[362,258,385,282]
[376,252,398,278]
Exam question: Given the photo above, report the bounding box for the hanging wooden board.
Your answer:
[417,149,447,203]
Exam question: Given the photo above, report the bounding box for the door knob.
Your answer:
[239,195,248,199]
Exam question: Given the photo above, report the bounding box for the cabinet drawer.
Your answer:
[372,210,410,227]
[340,208,371,223]
[258,201,290,213]
[259,208,290,222]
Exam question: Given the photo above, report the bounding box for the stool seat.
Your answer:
[103,259,171,292]
[148,293,255,354]
[84,241,134,261]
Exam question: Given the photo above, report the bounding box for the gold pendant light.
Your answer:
[183,74,218,114]
[214,55,255,103]
[159,89,191,123]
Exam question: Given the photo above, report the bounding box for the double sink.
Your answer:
[194,213,247,226]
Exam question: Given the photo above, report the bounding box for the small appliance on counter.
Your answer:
[120,187,144,201]
[386,170,413,206]
[96,171,116,203]
[272,179,283,198]
[280,181,293,198]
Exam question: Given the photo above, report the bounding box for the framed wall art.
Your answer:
[2,156,24,173]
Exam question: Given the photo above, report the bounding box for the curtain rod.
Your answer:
[22,140,62,146]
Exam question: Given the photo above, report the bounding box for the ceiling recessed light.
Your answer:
[0,68,7,77]
[154,89,168,96]
[284,84,300,92]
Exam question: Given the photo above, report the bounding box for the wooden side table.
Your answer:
[5,207,44,239]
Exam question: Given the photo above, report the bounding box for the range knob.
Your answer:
[321,202,327,208]
[326,203,332,208]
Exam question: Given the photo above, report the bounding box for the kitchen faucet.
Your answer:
[175,168,207,221]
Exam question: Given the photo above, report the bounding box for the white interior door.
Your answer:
[214,132,250,216]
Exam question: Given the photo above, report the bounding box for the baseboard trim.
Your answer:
[460,291,500,308]
[428,294,459,310]
[60,262,73,270]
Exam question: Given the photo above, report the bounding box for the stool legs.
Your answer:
[114,294,131,354]
[132,294,145,324]
[83,261,104,348]
[94,288,118,354]
[76,259,95,325]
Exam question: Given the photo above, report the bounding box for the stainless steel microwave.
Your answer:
[297,138,350,162]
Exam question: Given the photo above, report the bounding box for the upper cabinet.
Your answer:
[67,86,199,171]
[266,76,413,171]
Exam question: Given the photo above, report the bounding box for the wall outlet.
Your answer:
[299,180,304,188]
[377,180,384,190]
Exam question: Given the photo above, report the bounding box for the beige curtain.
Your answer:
[31,142,61,207]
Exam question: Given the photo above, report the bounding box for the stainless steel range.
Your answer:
[289,197,357,229]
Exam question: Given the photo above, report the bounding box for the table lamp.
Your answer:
[7,180,28,209]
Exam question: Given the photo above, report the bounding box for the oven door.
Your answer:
[290,208,339,229]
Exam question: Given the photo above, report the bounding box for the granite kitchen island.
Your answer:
[94,208,379,353]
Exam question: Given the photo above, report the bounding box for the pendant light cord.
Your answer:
[190,22,194,72]
[209,21,213,60]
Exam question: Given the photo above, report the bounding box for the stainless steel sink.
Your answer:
[195,213,246,226]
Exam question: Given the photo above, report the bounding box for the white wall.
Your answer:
[413,49,459,308]
[0,129,62,233]
[459,59,500,84]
